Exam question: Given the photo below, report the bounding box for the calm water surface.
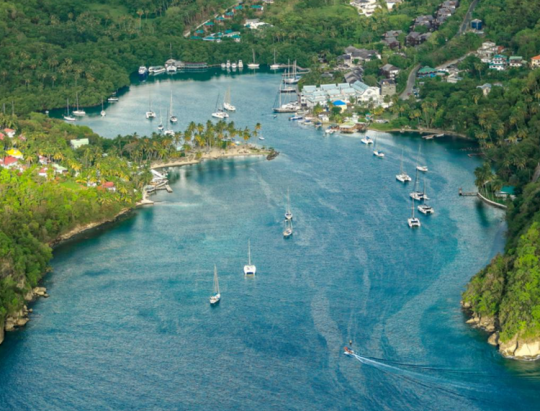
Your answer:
[1,70,539,410]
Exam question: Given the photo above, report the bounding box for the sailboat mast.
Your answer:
[248,240,251,265]
[400,150,404,174]
[287,188,290,213]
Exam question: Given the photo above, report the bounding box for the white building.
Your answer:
[300,82,382,108]
[350,0,379,16]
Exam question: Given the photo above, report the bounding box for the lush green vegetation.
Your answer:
[0,112,257,325]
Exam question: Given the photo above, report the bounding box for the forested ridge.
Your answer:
[2,0,540,354]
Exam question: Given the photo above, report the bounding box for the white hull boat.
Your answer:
[209,265,221,305]
[361,137,373,145]
[244,240,256,276]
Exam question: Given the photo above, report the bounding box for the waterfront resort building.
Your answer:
[300,82,383,108]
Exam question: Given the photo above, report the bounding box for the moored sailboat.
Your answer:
[396,150,412,183]
[418,177,434,214]
[373,138,384,158]
[100,99,106,117]
[416,145,428,172]
[270,49,280,70]
[247,49,260,69]
[285,188,293,220]
[146,93,156,119]
[63,99,76,121]
[283,219,293,238]
[169,89,178,123]
[73,92,86,116]
[408,198,421,228]
[223,87,236,111]
[244,240,256,276]
[410,169,429,201]
[209,265,221,305]
[212,93,229,119]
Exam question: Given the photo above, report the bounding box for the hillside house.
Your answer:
[417,66,437,78]
[0,156,18,169]
[489,54,508,71]
[509,56,523,68]
[350,0,379,16]
[531,55,540,68]
[380,64,400,79]
[4,128,15,138]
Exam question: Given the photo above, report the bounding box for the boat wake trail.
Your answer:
[344,350,492,405]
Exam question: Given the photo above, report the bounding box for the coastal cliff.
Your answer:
[462,222,540,360]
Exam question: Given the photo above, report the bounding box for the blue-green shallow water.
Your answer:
[2,70,540,410]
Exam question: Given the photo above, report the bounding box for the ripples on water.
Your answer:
[0,70,538,411]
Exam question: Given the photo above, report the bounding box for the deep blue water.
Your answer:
[2,70,539,410]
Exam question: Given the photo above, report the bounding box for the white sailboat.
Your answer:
[273,83,299,112]
[285,188,293,220]
[418,177,434,214]
[212,93,229,119]
[373,138,384,158]
[416,145,428,172]
[169,89,178,123]
[209,265,221,305]
[247,49,260,69]
[396,150,412,183]
[146,93,156,119]
[63,99,76,121]
[73,92,86,116]
[410,169,428,200]
[270,49,280,70]
[408,198,421,228]
[158,109,164,132]
[108,93,119,102]
[283,61,300,84]
[223,87,236,112]
[100,99,106,117]
[283,219,293,238]
[244,240,256,276]
[238,60,244,69]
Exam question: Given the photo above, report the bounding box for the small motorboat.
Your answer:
[417,165,428,172]
[289,115,303,121]
[344,347,354,356]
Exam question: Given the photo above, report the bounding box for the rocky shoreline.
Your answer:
[462,301,540,360]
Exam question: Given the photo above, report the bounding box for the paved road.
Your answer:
[459,0,480,35]
[399,64,420,100]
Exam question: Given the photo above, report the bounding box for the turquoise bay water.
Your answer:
[1,70,539,410]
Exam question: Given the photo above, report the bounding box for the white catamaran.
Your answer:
[418,177,434,214]
[223,87,236,112]
[410,169,429,201]
[396,150,412,183]
[416,145,428,172]
[146,93,156,119]
[408,198,421,228]
[212,93,229,119]
[209,265,221,305]
[73,92,86,116]
[244,240,256,276]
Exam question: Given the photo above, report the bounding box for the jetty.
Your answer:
[459,188,477,196]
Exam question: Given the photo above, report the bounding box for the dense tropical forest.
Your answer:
[2,0,540,354]
[0,0,469,113]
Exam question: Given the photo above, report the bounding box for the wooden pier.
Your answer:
[459,188,477,196]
